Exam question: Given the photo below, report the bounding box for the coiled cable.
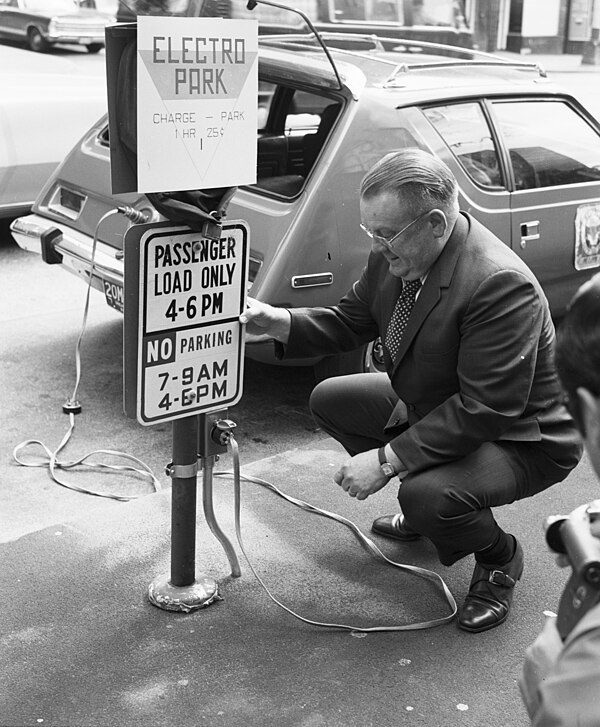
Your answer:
[13,208,161,500]
[217,435,458,632]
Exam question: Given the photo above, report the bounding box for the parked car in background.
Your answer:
[116,0,471,47]
[0,0,114,52]
[11,13,600,377]
[0,45,106,219]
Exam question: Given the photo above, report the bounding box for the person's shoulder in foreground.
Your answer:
[520,271,600,726]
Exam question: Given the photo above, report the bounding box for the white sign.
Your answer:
[522,0,560,36]
[134,223,249,424]
[137,17,258,193]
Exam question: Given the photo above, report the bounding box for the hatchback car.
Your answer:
[0,0,114,52]
[11,19,600,377]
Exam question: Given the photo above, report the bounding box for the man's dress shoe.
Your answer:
[371,513,422,542]
[458,539,525,633]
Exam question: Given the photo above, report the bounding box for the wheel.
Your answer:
[27,27,49,52]
[86,43,103,53]
[313,338,386,381]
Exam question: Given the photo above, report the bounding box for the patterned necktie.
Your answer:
[384,279,422,360]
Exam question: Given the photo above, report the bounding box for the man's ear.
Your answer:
[576,387,600,445]
[429,209,448,238]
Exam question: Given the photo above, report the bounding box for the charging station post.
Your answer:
[146,411,242,612]
[147,414,223,611]
[123,220,249,611]
[108,15,257,612]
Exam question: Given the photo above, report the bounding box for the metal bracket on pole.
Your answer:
[165,461,199,479]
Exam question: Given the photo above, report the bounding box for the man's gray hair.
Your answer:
[360,148,458,212]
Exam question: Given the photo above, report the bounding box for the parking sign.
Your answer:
[123,221,249,425]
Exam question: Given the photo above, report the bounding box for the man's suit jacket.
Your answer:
[282,212,581,474]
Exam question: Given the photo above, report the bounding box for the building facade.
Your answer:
[468,0,599,55]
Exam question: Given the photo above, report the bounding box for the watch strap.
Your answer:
[378,446,396,477]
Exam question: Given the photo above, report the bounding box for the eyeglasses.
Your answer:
[360,209,432,252]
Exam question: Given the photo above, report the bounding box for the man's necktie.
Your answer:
[384,279,422,360]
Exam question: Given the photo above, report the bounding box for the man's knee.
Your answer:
[310,373,397,455]
[309,376,343,424]
[399,474,471,533]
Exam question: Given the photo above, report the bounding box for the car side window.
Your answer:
[491,99,600,190]
[252,86,341,198]
[422,102,504,188]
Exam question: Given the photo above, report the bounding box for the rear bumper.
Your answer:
[49,35,104,45]
[11,213,123,295]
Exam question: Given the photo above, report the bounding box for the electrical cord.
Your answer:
[217,435,458,632]
[13,207,161,500]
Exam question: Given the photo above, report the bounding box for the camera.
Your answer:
[545,499,600,640]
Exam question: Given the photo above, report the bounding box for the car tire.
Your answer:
[313,338,386,381]
[27,27,49,52]
[86,43,103,53]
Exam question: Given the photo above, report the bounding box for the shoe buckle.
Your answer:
[488,569,515,588]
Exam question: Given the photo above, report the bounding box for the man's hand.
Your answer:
[334,450,391,500]
[239,297,292,344]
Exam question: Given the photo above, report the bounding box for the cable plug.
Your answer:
[117,206,150,224]
[63,399,82,415]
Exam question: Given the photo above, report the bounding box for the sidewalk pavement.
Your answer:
[1,436,597,727]
[493,49,600,74]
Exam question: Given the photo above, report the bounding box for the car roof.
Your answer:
[258,34,558,102]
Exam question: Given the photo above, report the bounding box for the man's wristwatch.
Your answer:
[378,446,397,479]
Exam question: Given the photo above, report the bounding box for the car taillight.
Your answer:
[47,187,87,220]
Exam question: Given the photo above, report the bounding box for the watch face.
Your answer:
[381,462,395,478]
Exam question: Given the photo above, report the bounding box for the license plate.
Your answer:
[103,280,124,312]
[575,202,600,271]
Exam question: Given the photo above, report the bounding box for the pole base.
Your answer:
[148,572,220,612]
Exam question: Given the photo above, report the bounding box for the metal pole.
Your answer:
[170,415,199,587]
[148,414,219,611]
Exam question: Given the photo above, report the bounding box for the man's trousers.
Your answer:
[310,373,580,566]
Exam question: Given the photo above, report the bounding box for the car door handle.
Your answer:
[520,220,540,248]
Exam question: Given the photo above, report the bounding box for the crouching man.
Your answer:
[242,149,582,632]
